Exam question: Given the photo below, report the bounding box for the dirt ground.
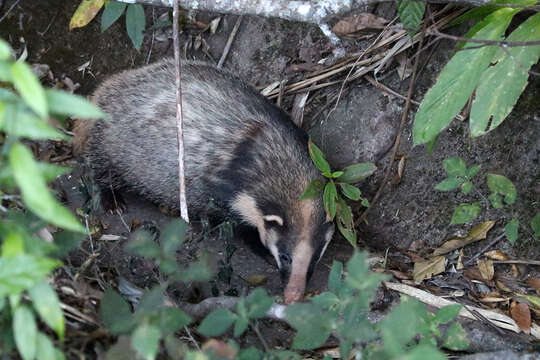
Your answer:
[0,0,538,357]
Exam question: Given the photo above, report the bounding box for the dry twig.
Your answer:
[217,16,243,68]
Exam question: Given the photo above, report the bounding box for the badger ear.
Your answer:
[262,215,284,227]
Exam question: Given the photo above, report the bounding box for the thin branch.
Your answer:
[173,0,189,222]
[217,15,243,69]
[463,233,505,267]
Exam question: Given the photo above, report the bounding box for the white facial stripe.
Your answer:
[317,225,335,263]
[231,193,267,245]
[269,242,281,268]
[262,214,284,226]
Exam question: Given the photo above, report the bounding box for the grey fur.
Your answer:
[79,59,334,299]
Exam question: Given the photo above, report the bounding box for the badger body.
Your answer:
[75,59,334,303]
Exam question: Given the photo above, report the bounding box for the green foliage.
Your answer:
[125,4,146,50]
[397,0,426,38]
[303,140,376,247]
[413,1,539,145]
[504,219,519,244]
[532,213,540,238]
[0,38,103,360]
[101,0,127,32]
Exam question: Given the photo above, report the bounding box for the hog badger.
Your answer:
[74,59,335,303]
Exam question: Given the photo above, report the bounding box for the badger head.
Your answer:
[231,192,334,304]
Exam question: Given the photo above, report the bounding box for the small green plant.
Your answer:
[70,0,146,50]
[436,157,538,244]
[0,38,103,359]
[301,140,376,246]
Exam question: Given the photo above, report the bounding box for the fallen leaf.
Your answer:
[333,13,388,38]
[396,52,412,80]
[484,250,508,260]
[388,269,412,280]
[246,274,267,286]
[405,251,425,263]
[477,259,494,281]
[209,17,221,34]
[516,294,540,311]
[69,0,105,30]
[526,278,540,294]
[464,268,485,282]
[432,221,495,256]
[202,339,237,359]
[413,256,446,283]
[457,249,464,270]
[510,302,531,334]
[496,280,512,293]
[478,296,509,303]
[397,156,406,181]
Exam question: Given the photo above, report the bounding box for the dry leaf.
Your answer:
[405,251,425,263]
[516,294,540,311]
[246,274,267,286]
[69,0,105,30]
[396,52,412,80]
[496,280,512,293]
[388,269,412,280]
[464,268,485,282]
[478,296,509,303]
[291,92,309,127]
[510,302,531,334]
[413,256,446,283]
[477,259,494,281]
[457,249,464,270]
[397,156,406,181]
[432,221,495,256]
[484,250,508,260]
[209,17,221,34]
[202,339,237,359]
[526,278,540,293]
[333,13,388,38]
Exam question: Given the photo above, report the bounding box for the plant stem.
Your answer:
[251,321,270,352]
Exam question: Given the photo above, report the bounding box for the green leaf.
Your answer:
[125,4,146,50]
[340,183,361,201]
[487,173,517,204]
[100,288,135,334]
[397,0,426,38]
[504,219,519,244]
[101,0,127,32]
[286,303,332,350]
[531,213,540,238]
[433,304,462,325]
[310,292,339,309]
[132,324,161,360]
[197,308,236,336]
[337,222,357,248]
[9,143,85,232]
[1,103,68,140]
[13,305,37,360]
[447,4,500,27]
[489,193,503,209]
[434,177,463,191]
[442,157,467,177]
[450,203,481,225]
[328,260,343,294]
[442,322,469,351]
[36,333,56,360]
[332,171,344,178]
[51,230,84,258]
[28,281,65,339]
[0,39,12,60]
[339,163,376,183]
[11,61,48,118]
[336,196,353,228]
[45,89,106,119]
[156,307,191,335]
[300,178,325,200]
[461,181,473,194]
[471,13,540,137]
[323,181,337,220]
[245,288,273,318]
[125,229,161,259]
[413,8,518,145]
[467,165,481,178]
[238,347,264,360]
[402,344,446,360]
[160,219,188,254]
[308,139,331,174]
[0,255,60,297]
[233,317,249,337]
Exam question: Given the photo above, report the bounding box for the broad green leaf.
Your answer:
[28,281,65,339]
[413,8,518,145]
[126,4,146,50]
[9,143,85,232]
[51,230,84,258]
[336,196,353,228]
[450,203,481,224]
[467,165,481,178]
[489,193,504,209]
[245,288,273,318]
[156,307,191,335]
[0,255,59,297]
[402,344,446,360]
[132,324,161,360]
[300,178,325,200]
[339,163,376,183]
[442,157,467,177]
[233,317,249,337]
[340,183,361,201]
[442,322,469,351]
[337,222,357,248]
[435,177,463,191]
[160,219,188,254]
[238,347,264,360]
[13,305,37,360]
[328,260,343,294]
[1,103,67,140]
[100,288,135,334]
[36,333,56,360]
[332,171,344,178]
[0,39,12,60]
[461,181,473,194]
[471,13,540,137]
[1,231,24,257]
[45,89,105,119]
[504,219,519,244]
[0,60,11,81]
[397,0,425,38]
[69,0,105,29]
[323,181,338,220]
[286,303,332,350]
[487,173,517,204]
[197,308,236,336]
[532,213,540,238]
[11,61,48,119]
[125,229,161,258]
[135,286,165,317]
[308,139,331,174]
[0,161,70,191]
[433,304,462,324]
[310,292,339,309]
[101,0,127,32]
